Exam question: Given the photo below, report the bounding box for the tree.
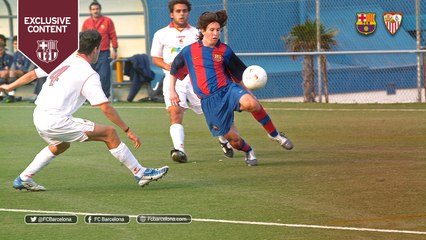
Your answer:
[283,20,337,102]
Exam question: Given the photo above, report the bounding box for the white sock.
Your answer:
[170,123,184,152]
[9,90,15,96]
[246,150,257,160]
[20,146,55,181]
[218,136,228,144]
[109,142,145,178]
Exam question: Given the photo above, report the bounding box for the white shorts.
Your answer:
[33,108,95,146]
[163,73,202,114]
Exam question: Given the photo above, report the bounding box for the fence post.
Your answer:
[316,0,322,103]
[423,47,426,101]
[416,0,421,102]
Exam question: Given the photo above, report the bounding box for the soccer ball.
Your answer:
[242,65,268,90]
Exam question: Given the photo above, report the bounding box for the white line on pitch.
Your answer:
[265,108,426,112]
[107,106,426,112]
[0,208,424,235]
[192,218,426,235]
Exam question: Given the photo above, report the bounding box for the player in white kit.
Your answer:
[0,30,168,191]
[151,0,233,163]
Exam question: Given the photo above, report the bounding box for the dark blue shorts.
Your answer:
[201,83,249,136]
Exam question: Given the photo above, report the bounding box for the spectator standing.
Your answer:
[82,1,118,98]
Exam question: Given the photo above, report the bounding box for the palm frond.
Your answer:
[283,19,338,56]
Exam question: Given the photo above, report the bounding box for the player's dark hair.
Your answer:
[168,0,191,13]
[89,1,101,10]
[0,34,6,45]
[13,35,17,42]
[78,30,102,55]
[197,10,228,40]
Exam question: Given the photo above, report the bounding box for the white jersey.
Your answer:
[34,54,109,117]
[151,23,201,111]
[151,23,198,73]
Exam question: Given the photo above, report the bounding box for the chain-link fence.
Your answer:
[232,0,425,103]
[147,0,425,103]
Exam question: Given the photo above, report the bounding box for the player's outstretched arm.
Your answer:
[0,70,38,92]
[99,103,141,149]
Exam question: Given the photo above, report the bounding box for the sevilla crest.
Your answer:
[384,12,403,35]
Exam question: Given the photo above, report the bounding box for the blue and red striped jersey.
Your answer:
[170,40,246,98]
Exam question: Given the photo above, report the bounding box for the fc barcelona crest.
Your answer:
[356,12,376,35]
[36,39,59,63]
[384,12,403,35]
[213,54,223,62]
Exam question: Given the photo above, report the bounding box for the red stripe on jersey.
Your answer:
[175,66,188,80]
[213,44,228,89]
[191,44,210,96]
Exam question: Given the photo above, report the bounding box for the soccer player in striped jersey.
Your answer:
[170,10,293,166]
[151,0,233,163]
